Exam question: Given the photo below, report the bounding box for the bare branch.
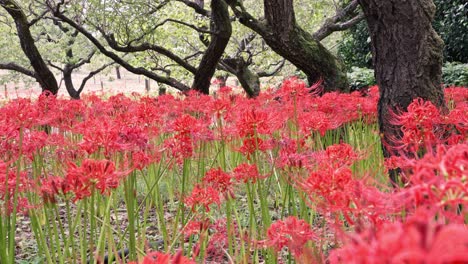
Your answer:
[50,5,190,92]
[257,59,285,77]
[77,61,114,94]
[175,0,210,16]
[0,62,37,78]
[312,0,364,41]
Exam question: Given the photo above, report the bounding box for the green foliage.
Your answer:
[338,0,468,68]
[433,0,468,63]
[442,62,468,87]
[337,21,372,69]
[347,66,375,90]
[348,63,468,89]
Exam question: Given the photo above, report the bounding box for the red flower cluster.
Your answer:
[64,159,128,201]
[129,250,195,264]
[330,210,468,264]
[266,216,316,258]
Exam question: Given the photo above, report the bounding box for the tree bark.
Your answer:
[63,68,80,99]
[192,0,232,94]
[228,0,348,92]
[221,57,260,97]
[359,0,445,183]
[1,0,59,95]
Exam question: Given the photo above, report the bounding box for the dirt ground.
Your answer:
[0,68,251,100]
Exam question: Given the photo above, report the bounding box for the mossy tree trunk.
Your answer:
[228,0,349,92]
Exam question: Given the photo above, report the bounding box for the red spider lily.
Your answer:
[445,86,468,105]
[202,167,233,194]
[389,98,449,153]
[236,108,271,137]
[206,218,239,262]
[276,136,309,169]
[39,176,68,204]
[274,77,322,101]
[78,119,128,156]
[298,110,336,137]
[324,143,360,168]
[388,143,468,212]
[329,210,468,264]
[446,101,468,135]
[183,218,211,238]
[164,114,213,163]
[238,136,270,159]
[129,250,195,264]
[298,167,356,215]
[64,159,128,201]
[266,216,317,258]
[232,163,265,184]
[0,162,31,215]
[184,185,221,212]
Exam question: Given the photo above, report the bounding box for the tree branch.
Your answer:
[312,0,364,41]
[102,32,198,74]
[77,61,114,94]
[0,62,36,78]
[175,0,210,16]
[50,5,190,92]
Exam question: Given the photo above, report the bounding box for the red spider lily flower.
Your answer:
[446,102,468,135]
[129,250,195,264]
[276,136,309,169]
[238,136,270,159]
[389,98,448,152]
[298,110,336,137]
[78,119,128,156]
[390,143,468,211]
[324,143,360,168]
[206,218,240,262]
[274,77,321,101]
[163,135,193,164]
[164,114,213,163]
[440,143,467,178]
[183,218,211,238]
[64,159,128,201]
[184,185,221,212]
[232,163,265,184]
[329,211,468,264]
[0,163,31,215]
[297,167,357,217]
[445,86,468,106]
[202,167,233,194]
[266,216,317,258]
[40,176,68,204]
[236,108,271,137]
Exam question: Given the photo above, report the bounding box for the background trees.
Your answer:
[1,0,364,97]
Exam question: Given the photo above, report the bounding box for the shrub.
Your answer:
[347,66,375,91]
[338,0,468,66]
[442,62,468,87]
[348,63,468,89]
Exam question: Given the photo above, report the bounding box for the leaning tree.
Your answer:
[0,0,59,94]
[358,0,446,183]
[226,0,364,92]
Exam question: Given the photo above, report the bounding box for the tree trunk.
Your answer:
[359,0,445,183]
[222,57,260,97]
[63,69,80,99]
[115,66,121,79]
[192,0,232,94]
[1,0,59,95]
[263,0,348,92]
[237,67,260,98]
[228,0,348,92]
